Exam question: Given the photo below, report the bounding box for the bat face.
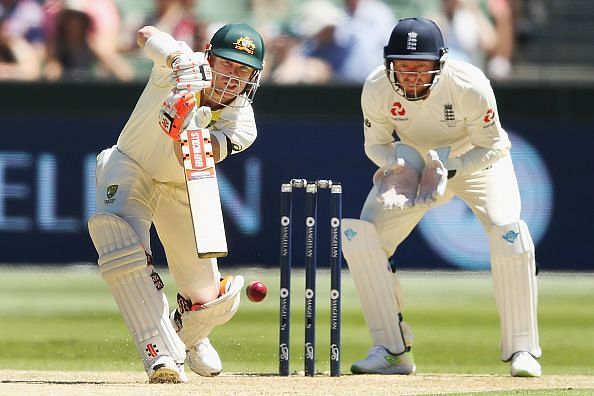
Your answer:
[180,126,228,258]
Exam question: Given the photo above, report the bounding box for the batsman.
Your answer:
[342,17,541,377]
[87,23,265,382]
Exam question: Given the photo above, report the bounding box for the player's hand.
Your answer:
[171,52,212,92]
[415,150,448,207]
[374,158,420,210]
[195,105,212,128]
[159,89,196,140]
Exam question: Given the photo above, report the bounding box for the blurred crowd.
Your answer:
[0,0,539,84]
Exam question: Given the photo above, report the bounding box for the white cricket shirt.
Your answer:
[116,51,258,183]
[361,59,511,176]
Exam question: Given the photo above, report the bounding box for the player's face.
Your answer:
[204,56,256,106]
[392,60,439,99]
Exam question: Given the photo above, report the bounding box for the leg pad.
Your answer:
[88,213,186,369]
[342,218,411,354]
[490,220,541,361]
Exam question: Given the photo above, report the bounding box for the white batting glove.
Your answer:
[194,105,212,128]
[374,158,421,210]
[171,52,212,92]
[415,150,448,207]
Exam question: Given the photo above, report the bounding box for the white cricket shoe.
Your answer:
[510,351,541,377]
[351,346,416,375]
[147,355,188,383]
[187,337,222,377]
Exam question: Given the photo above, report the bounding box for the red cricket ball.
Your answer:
[246,280,267,302]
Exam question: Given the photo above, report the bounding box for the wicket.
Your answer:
[279,179,342,377]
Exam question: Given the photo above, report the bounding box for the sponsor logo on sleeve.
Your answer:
[483,108,496,127]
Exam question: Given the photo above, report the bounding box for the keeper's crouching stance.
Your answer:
[343,17,541,377]
[88,22,265,383]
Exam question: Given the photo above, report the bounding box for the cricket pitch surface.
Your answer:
[1,370,592,395]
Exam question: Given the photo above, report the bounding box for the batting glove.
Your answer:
[171,52,212,92]
[159,89,197,140]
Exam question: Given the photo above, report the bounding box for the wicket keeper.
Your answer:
[342,17,541,377]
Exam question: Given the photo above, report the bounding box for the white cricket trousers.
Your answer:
[361,155,523,256]
[94,146,219,303]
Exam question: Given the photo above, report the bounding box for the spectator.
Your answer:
[264,23,334,84]
[140,0,209,51]
[335,0,396,83]
[293,0,348,82]
[0,0,44,80]
[0,32,42,80]
[250,0,291,40]
[486,0,514,80]
[43,0,134,81]
[429,0,497,72]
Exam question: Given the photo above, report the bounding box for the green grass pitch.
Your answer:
[0,267,592,376]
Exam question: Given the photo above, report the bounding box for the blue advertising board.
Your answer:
[1,113,592,271]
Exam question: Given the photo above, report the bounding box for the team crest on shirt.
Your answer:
[104,184,118,204]
[233,36,256,55]
[440,103,460,127]
[390,102,407,120]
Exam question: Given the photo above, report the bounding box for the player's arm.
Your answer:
[138,25,212,91]
[209,105,258,163]
[361,81,398,168]
[362,81,425,209]
[137,26,184,69]
[162,96,256,163]
[447,78,511,177]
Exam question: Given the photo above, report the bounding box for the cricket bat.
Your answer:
[179,119,228,258]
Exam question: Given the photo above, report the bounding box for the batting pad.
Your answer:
[342,218,411,355]
[490,220,541,361]
[172,275,244,348]
[88,213,186,369]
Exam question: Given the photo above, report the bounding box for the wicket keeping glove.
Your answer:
[374,158,421,210]
[171,52,212,92]
[415,148,450,207]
